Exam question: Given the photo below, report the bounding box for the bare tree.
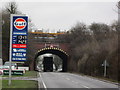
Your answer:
[2,2,20,63]
[117,1,120,9]
[5,2,18,14]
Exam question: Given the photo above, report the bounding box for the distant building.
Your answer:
[34,29,43,32]
[57,30,66,34]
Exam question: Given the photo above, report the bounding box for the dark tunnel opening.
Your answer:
[34,48,68,72]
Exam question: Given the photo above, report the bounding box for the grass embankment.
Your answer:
[2,71,38,89]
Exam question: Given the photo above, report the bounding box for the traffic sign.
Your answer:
[10,14,28,62]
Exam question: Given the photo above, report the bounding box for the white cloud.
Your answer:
[1,1,118,32]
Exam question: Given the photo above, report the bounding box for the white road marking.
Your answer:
[72,81,79,84]
[64,75,90,89]
[65,76,90,89]
[66,78,70,80]
[80,84,90,89]
[39,73,47,90]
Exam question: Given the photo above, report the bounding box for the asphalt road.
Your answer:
[38,72,119,89]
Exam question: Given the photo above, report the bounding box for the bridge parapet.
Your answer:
[28,42,70,54]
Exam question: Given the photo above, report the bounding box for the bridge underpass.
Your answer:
[34,48,68,72]
[27,32,70,71]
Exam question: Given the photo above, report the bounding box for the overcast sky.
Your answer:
[1,0,118,32]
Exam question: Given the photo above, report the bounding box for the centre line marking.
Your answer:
[81,85,90,89]
[66,78,70,80]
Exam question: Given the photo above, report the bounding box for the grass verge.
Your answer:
[2,80,38,89]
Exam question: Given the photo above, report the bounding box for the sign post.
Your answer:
[102,60,109,77]
[104,60,107,77]
[9,14,28,85]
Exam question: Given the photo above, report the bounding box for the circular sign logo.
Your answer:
[14,18,26,30]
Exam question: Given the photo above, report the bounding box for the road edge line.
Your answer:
[39,73,47,90]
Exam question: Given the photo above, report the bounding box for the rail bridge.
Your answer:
[27,32,70,72]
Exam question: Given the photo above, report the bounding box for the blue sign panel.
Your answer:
[10,15,28,61]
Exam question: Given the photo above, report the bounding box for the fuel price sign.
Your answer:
[10,14,28,61]
[17,35,27,44]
